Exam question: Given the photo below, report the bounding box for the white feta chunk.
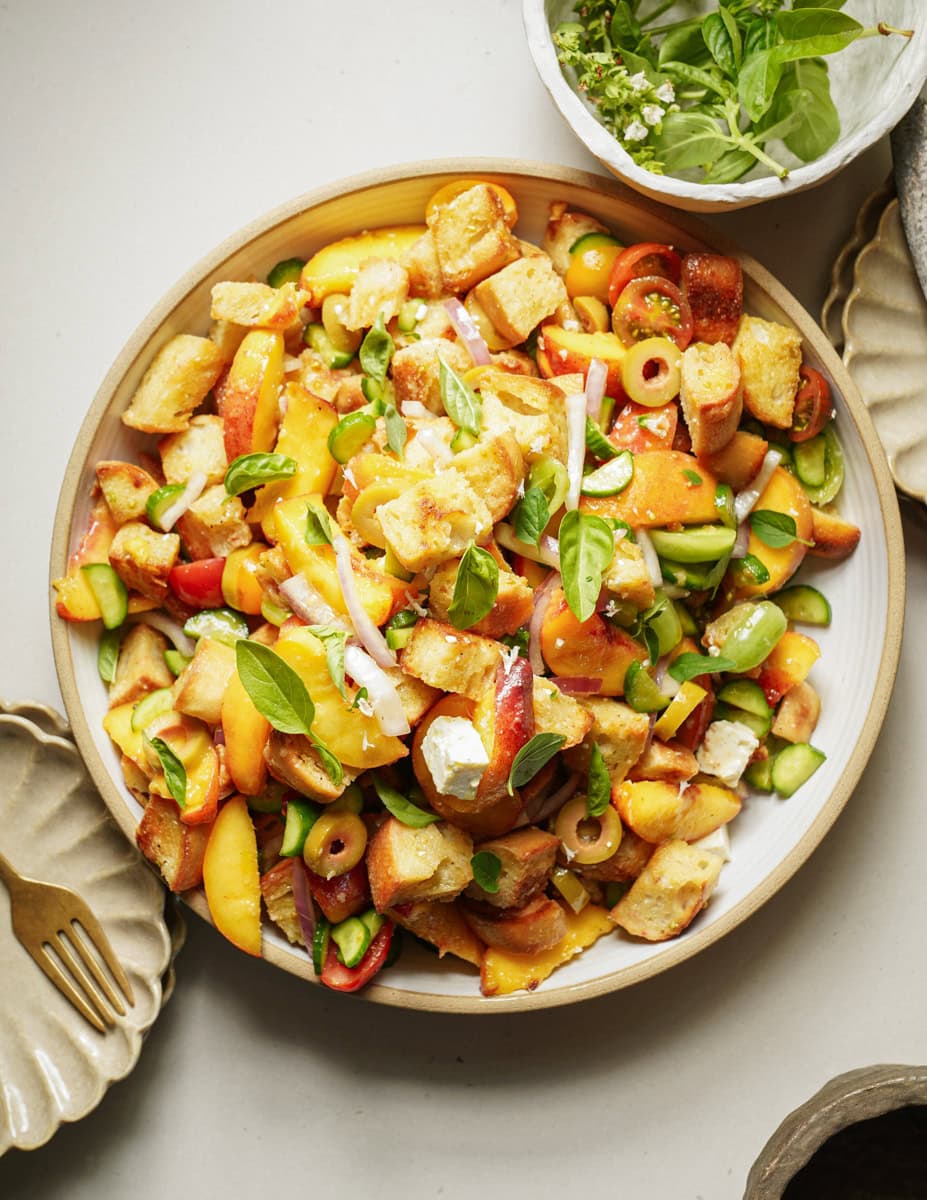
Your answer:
[690,824,731,863]
[420,716,489,801]
[695,720,759,788]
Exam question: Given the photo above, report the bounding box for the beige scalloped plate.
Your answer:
[50,160,905,1013]
[0,702,174,1155]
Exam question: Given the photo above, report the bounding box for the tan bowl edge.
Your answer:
[49,158,906,1014]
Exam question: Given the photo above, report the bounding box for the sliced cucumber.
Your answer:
[730,553,771,587]
[80,563,128,630]
[585,418,620,461]
[146,483,186,531]
[327,411,377,463]
[164,649,191,676]
[659,558,716,591]
[717,678,772,719]
[771,742,826,797]
[131,688,175,732]
[358,909,384,940]
[385,608,419,649]
[397,298,426,333]
[714,483,737,530]
[569,231,622,254]
[97,627,122,684]
[623,660,670,713]
[800,426,844,505]
[312,916,331,975]
[304,323,354,369]
[267,256,305,288]
[450,427,478,452]
[743,757,773,792]
[183,608,249,647]
[280,798,320,857]
[383,543,414,581]
[792,436,827,488]
[385,626,415,651]
[581,451,634,497]
[773,584,832,627]
[246,783,287,813]
[331,916,372,968]
[714,701,771,740]
[260,595,290,627]
[649,524,737,564]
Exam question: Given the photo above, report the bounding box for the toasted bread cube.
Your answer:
[564,697,650,782]
[108,623,174,709]
[388,898,484,966]
[427,184,520,293]
[210,281,303,330]
[429,556,533,638]
[465,827,559,909]
[400,619,503,700]
[377,474,492,573]
[208,318,248,363]
[136,795,210,892]
[391,337,471,414]
[481,372,569,463]
[400,230,446,298]
[577,828,654,883]
[627,739,699,783]
[681,253,743,346]
[383,667,441,727]
[532,678,594,750]
[260,859,304,946]
[450,431,526,524]
[175,485,252,560]
[159,414,228,487]
[463,894,567,955]
[95,461,159,524]
[809,506,861,560]
[679,341,743,457]
[610,839,723,941]
[172,637,236,725]
[367,817,473,910]
[733,315,802,430]
[344,258,409,331]
[771,679,821,743]
[542,202,609,276]
[122,334,225,434]
[333,373,367,414]
[490,349,539,377]
[473,256,568,344]
[109,522,180,602]
[604,538,655,609]
[120,753,151,794]
[264,732,358,803]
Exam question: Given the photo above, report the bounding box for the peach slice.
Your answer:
[53,496,119,621]
[479,904,614,996]
[727,466,813,599]
[698,430,768,491]
[299,225,426,305]
[581,450,720,528]
[540,587,645,696]
[757,630,820,706]
[614,779,741,844]
[221,668,271,797]
[216,329,285,461]
[537,325,627,399]
[203,794,262,956]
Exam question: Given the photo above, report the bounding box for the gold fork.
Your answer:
[0,850,134,1032]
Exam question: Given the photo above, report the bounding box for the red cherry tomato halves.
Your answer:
[607,242,682,308]
[789,365,834,443]
[612,277,694,351]
[168,557,227,609]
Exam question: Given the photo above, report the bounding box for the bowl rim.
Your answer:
[522,0,927,210]
[50,156,906,1013]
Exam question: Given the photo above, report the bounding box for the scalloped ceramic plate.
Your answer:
[0,705,172,1155]
[50,161,904,1012]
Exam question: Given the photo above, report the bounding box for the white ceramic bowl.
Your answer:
[523,0,927,212]
[50,160,904,1012]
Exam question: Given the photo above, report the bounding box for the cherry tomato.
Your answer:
[168,557,226,609]
[789,366,834,443]
[320,921,394,992]
[306,862,370,924]
[609,400,679,454]
[607,242,682,308]
[612,277,694,350]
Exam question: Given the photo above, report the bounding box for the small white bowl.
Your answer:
[523,0,927,213]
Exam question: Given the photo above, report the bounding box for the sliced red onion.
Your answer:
[213,727,226,747]
[733,447,783,524]
[642,711,658,756]
[528,569,561,676]
[495,523,561,569]
[519,771,580,827]
[290,859,317,950]
[130,611,196,657]
[635,528,664,589]
[280,574,349,631]
[585,358,607,422]
[653,654,670,687]
[413,426,453,464]
[551,676,602,694]
[731,520,751,559]
[344,645,409,736]
[159,470,207,532]
[333,533,396,668]
[444,298,491,366]
[565,392,587,511]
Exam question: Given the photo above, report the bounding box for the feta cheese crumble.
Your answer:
[420,716,489,801]
[696,720,759,788]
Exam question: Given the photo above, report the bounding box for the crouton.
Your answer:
[209,318,248,363]
[377,474,492,573]
[489,349,539,377]
[809,506,861,559]
[344,258,409,331]
[159,414,228,487]
[390,337,471,414]
[260,859,304,946]
[334,373,367,414]
[465,827,559,909]
[172,637,236,726]
[462,894,567,955]
[564,696,650,782]
[733,314,803,429]
[427,184,520,293]
[449,431,526,524]
[382,668,441,727]
[400,619,503,700]
[296,349,345,405]
[681,253,743,346]
[108,623,174,709]
[122,334,226,434]
[264,732,358,803]
[699,429,768,491]
[627,739,699,784]
[400,230,445,298]
[108,522,180,602]
[474,256,568,344]
[576,828,654,883]
[542,202,609,276]
[679,341,743,457]
[481,392,561,464]
[428,556,533,638]
[771,679,821,743]
[95,461,159,525]
[210,281,304,330]
[604,538,656,609]
[411,299,456,340]
[175,485,252,559]
[388,899,484,966]
[136,795,209,892]
[367,817,473,910]
[610,839,723,941]
[532,678,594,750]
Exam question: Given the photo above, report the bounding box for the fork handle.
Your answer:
[0,850,23,894]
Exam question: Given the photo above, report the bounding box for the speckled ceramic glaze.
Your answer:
[0,703,173,1155]
[892,93,927,298]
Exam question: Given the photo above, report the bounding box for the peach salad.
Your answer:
[55,180,860,996]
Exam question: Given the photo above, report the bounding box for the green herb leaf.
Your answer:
[508,733,567,795]
[308,626,349,700]
[448,543,499,630]
[359,313,394,383]
[779,60,840,162]
[97,627,122,684]
[470,851,502,894]
[305,503,334,546]
[309,733,343,786]
[384,403,407,459]
[653,110,732,171]
[438,353,481,435]
[349,686,369,712]
[702,146,757,185]
[147,736,187,810]
[586,744,611,818]
[668,652,737,684]
[683,468,703,486]
[702,9,740,78]
[750,509,812,549]
[775,8,862,48]
[512,486,550,547]
[658,19,709,68]
[609,1,640,48]
[371,773,440,827]
[559,509,615,623]
[738,49,784,121]
[235,640,315,736]
[743,14,779,59]
[224,452,297,497]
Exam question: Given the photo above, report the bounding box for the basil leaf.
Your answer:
[97,627,122,684]
[309,733,343,786]
[236,640,315,736]
[791,0,847,9]
[738,49,784,121]
[448,543,499,630]
[349,686,369,713]
[661,61,731,99]
[668,652,737,684]
[775,8,861,47]
[658,19,709,68]
[147,736,187,810]
[512,486,550,547]
[586,744,611,818]
[305,503,334,546]
[470,851,502,895]
[750,509,811,549]
[224,452,297,497]
[438,353,481,436]
[743,15,779,59]
[508,733,567,795]
[780,60,840,162]
[653,110,732,171]
[683,468,703,486]
[371,773,440,828]
[702,147,757,185]
[609,2,640,48]
[359,313,394,383]
[559,509,615,623]
[384,403,407,459]
[308,626,349,700]
[702,10,740,78]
